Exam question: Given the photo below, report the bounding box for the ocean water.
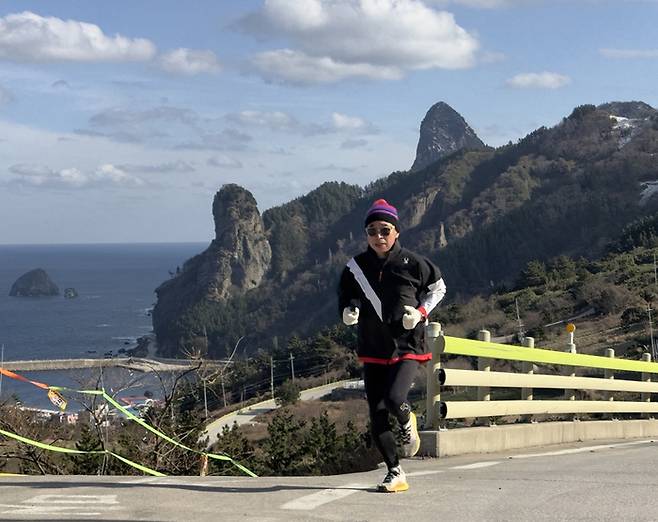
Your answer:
[0,242,205,409]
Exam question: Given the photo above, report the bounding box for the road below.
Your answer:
[2,437,658,520]
[202,379,360,447]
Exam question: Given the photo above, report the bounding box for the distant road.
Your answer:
[202,379,361,447]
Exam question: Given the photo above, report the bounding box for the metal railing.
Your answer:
[424,323,658,428]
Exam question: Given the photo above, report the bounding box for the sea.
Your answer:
[0,242,206,410]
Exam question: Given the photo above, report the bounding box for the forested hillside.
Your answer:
[155,101,658,358]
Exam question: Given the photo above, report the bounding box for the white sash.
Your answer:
[347,258,382,322]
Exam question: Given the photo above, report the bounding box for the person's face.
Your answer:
[366,220,399,257]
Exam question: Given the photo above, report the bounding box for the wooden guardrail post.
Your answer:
[424,322,443,429]
[521,337,534,401]
[477,330,491,401]
[604,348,615,402]
[564,339,577,401]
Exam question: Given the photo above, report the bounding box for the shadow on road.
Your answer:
[0,480,374,494]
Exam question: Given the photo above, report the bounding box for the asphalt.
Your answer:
[2,437,658,521]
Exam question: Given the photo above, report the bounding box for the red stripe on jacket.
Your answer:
[358,353,432,365]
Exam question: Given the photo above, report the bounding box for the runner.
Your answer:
[338,198,446,492]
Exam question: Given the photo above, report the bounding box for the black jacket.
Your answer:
[337,241,444,364]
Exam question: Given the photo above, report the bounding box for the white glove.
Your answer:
[342,307,359,326]
[402,305,423,330]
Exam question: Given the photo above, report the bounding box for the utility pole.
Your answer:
[289,352,296,382]
[203,377,208,419]
[654,252,658,287]
[270,356,275,399]
[648,304,656,361]
[220,374,227,408]
[0,344,4,398]
[515,299,525,342]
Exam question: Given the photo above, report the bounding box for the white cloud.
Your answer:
[226,110,299,131]
[252,49,403,84]
[600,48,658,59]
[207,155,243,169]
[8,162,147,189]
[429,0,523,7]
[115,160,196,174]
[506,71,571,89]
[243,0,479,84]
[226,108,376,136]
[332,112,368,130]
[0,11,156,63]
[159,48,221,75]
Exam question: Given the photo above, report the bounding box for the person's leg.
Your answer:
[384,360,421,458]
[363,363,399,470]
[384,360,420,425]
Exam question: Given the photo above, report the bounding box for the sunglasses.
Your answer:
[366,226,394,237]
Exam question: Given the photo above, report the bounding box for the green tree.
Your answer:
[519,260,547,287]
[67,423,103,475]
[209,422,259,476]
[275,380,301,407]
[262,410,306,475]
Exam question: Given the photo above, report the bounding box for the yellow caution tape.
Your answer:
[0,366,256,477]
[0,427,163,476]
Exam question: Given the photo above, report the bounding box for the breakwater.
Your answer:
[2,357,225,373]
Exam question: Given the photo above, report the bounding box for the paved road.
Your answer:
[202,379,360,447]
[2,438,658,521]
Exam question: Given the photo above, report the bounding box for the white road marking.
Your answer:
[509,440,654,460]
[451,461,501,470]
[1,494,120,517]
[30,494,119,504]
[281,484,368,510]
[116,477,159,484]
[406,470,445,477]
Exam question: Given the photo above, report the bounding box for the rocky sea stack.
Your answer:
[9,268,60,297]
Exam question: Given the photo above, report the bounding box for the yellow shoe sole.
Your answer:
[377,482,409,493]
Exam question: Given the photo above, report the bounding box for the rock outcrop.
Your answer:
[64,288,79,299]
[152,184,271,355]
[597,101,657,120]
[9,269,59,297]
[410,101,486,172]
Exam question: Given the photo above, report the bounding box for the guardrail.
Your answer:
[424,323,658,429]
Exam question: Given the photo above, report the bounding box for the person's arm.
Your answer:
[402,258,446,329]
[417,258,446,318]
[338,264,361,324]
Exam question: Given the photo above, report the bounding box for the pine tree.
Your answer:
[67,424,103,475]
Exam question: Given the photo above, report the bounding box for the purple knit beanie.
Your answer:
[364,199,399,230]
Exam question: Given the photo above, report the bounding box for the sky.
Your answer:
[1,0,657,244]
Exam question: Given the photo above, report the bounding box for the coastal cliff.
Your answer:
[152,184,271,355]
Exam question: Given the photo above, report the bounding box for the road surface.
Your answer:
[1,438,657,520]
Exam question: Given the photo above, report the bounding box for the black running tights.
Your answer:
[363,360,419,469]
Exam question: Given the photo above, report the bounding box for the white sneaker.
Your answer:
[377,465,408,493]
[399,411,420,457]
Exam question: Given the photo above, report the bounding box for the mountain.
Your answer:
[151,101,658,358]
[410,101,486,172]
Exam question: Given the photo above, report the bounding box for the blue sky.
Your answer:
[1,0,657,244]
